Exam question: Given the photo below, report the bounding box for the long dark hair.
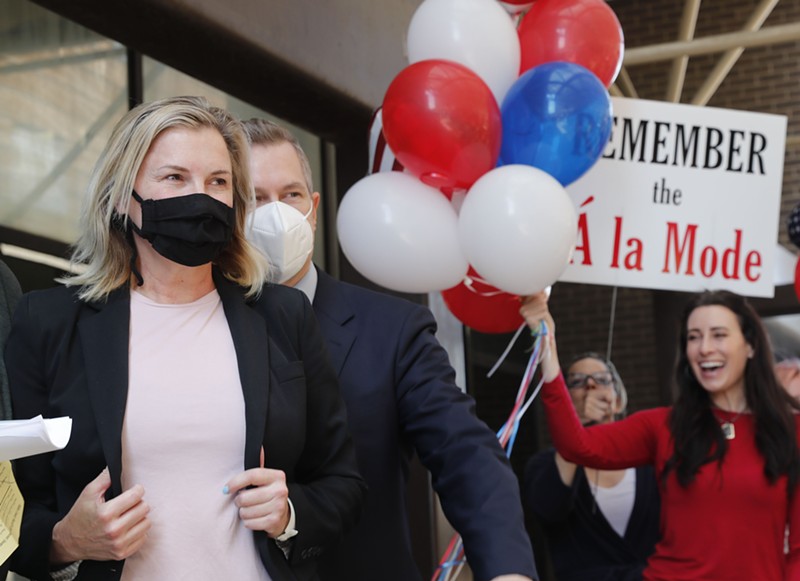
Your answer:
[663,290,800,491]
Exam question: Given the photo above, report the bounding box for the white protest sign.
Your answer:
[559,97,787,297]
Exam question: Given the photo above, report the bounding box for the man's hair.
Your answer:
[61,95,268,301]
[242,118,314,193]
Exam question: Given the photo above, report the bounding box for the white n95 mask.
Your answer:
[247,202,314,283]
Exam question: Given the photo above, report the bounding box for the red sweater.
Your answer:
[542,373,800,581]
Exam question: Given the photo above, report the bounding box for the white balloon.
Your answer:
[407,0,521,106]
[458,165,577,295]
[337,172,468,293]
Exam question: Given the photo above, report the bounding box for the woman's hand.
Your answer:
[581,388,617,425]
[50,468,150,564]
[519,292,561,382]
[225,448,290,538]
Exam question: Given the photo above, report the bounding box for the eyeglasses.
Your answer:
[566,371,614,389]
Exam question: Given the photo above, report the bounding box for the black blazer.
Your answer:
[524,449,661,581]
[312,269,537,581]
[6,272,366,581]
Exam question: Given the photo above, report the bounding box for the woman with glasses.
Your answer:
[523,353,660,581]
[520,290,800,581]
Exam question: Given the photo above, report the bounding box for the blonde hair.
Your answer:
[62,96,269,301]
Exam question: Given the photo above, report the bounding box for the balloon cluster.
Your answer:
[338,0,623,333]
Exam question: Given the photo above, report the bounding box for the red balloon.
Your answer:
[382,60,502,192]
[518,0,624,87]
[442,268,524,334]
[794,258,800,302]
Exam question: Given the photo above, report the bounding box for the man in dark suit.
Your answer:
[243,119,537,581]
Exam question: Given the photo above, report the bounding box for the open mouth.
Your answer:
[700,362,723,370]
[697,361,724,378]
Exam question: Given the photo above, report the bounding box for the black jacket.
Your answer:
[6,273,365,580]
[524,448,660,581]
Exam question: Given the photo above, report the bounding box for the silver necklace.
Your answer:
[716,409,745,440]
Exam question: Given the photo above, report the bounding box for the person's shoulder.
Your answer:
[19,284,80,310]
[258,281,307,303]
[526,447,557,467]
[251,282,310,319]
[637,462,660,480]
[10,285,87,335]
[531,446,557,458]
[0,260,21,294]
[327,276,428,316]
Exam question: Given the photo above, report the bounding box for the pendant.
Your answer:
[721,422,735,440]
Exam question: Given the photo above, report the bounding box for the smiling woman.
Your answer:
[519,289,800,581]
[684,304,752,416]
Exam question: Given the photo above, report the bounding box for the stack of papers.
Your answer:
[0,415,72,564]
[0,415,72,462]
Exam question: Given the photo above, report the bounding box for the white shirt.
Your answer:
[589,467,636,538]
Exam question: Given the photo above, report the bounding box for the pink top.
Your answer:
[542,372,800,581]
[121,290,270,580]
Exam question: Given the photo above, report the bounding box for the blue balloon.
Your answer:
[499,61,613,186]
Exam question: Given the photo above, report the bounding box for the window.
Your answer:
[0,0,326,288]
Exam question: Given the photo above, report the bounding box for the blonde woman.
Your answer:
[6,96,365,581]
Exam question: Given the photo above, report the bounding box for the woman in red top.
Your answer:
[521,289,800,580]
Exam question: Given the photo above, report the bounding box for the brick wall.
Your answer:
[616,0,800,246]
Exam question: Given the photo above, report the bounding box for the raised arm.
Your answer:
[519,293,659,470]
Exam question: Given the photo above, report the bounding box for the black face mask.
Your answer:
[129,190,235,267]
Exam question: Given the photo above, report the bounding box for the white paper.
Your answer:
[0,461,23,564]
[0,415,72,462]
